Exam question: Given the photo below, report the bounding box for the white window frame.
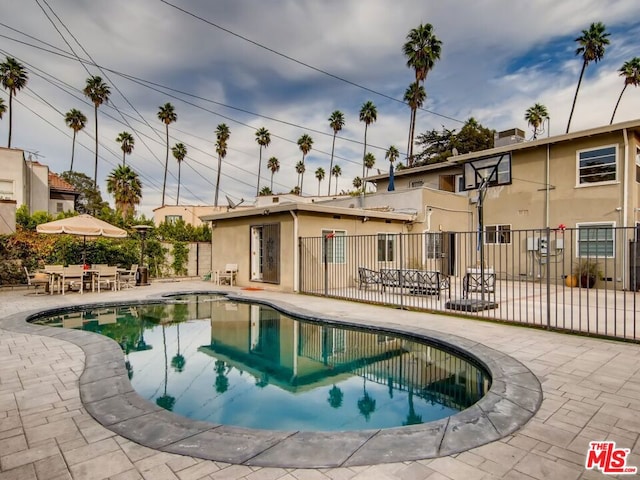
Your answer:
[455,174,465,194]
[576,144,618,187]
[485,224,511,245]
[377,233,396,262]
[0,179,14,200]
[424,232,442,260]
[321,229,346,264]
[576,221,616,258]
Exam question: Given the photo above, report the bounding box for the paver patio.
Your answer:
[0,280,639,479]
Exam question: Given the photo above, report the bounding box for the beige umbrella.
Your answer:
[37,214,127,265]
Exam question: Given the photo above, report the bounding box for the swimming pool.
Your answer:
[31,293,490,431]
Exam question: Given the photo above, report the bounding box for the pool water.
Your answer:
[32,294,490,431]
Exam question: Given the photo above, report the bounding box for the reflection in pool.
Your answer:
[32,294,490,431]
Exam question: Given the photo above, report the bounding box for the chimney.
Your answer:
[494,128,526,147]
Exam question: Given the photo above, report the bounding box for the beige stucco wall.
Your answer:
[154,205,230,227]
[0,199,16,234]
[0,148,26,206]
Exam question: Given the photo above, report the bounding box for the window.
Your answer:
[0,179,13,200]
[577,146,617,185]
[165,215,182,223]
[377,233,396,262]
[577,222,615,258]
[322,229,346,264]
[455,175,465,193]
[251,224,281,282]
[410,180,424,188]
[424,232,442,259]
[485,225,511,244]
[56,202,63,213]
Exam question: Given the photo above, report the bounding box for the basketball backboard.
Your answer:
[462,153,512,191]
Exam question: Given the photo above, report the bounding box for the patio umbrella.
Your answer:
[387,163,395,191]
[36,214,127,265]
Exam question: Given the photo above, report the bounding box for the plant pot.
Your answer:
[579,274,596,289]
[565,274,578,288]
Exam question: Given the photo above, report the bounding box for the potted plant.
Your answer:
[573,259,601,288]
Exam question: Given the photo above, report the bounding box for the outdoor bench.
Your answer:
[379,268,450,299]
[357,267,382,289]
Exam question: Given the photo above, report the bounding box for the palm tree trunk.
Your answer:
[361,125,368,193]
[610,84,628,125]
[122,150,126,167]
[328,133,336,195]
[70,131,76,172]
[335,176,339,195]
[317,181,320,196]
[256,147,262,196]
[7,92,13,148]
[300,154,305,194]
[406,108,414,166]
[566,61,587,133]
[408,107,417,163]
[162,125,169,206]
[214,154,222,207]
[176,162,181,205]
[270,172,274,191]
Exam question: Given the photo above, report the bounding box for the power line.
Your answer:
[159,0,464,125]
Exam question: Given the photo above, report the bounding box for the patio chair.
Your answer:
[463,267,496,300]
[118,264,137,289]
[216,264,238,286]
[96,266,118,292]
[61,265,86,295]
[358,267,381,290]
[24,267,50,295]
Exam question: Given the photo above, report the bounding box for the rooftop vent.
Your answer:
[494,128,526,148]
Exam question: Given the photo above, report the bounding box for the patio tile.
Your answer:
[68,450,134,480]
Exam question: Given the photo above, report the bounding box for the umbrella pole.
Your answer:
[83,236,86,267]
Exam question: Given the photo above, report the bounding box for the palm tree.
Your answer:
[259,186,272,196]
[524,103,549,139]
[353,177,362,190]
[0,57,29,148]
[267,156,280,192]
[0,98,5,122]
[357,378,376,422]
[116,131,135,166]
[214,360,230,393]
[255,127,271,196]
[83,76,110,188]
[331,164,342,195]
[403,82,426,164]
[315,167,325,196]
[364,152,376,192]
[297,133,313,194]
[359,101,377,193]
[64,109,87,172]
[295,161,306,190]
[171,323,186,373]
[171,143,187,205]
[386,145,400,168]
[610,57,640,125]
[214,123,230,207]
[157,103,177,206]
[566,22,610,133]
[327,385,344,409]
[403,23,442,84]
[106,165,142,220]
[327,110,345,195]
[156,326,176,411]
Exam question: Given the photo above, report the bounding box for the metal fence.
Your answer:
[299,227,640,342]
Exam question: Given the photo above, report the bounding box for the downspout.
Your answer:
[623,128,629,290]
[209,220,216,282]
[290,210,299,292]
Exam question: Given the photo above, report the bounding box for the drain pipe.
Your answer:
[623,128,629,290]
[290,211,299,292]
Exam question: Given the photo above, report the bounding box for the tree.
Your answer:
[353,177,362,189]
[524,103,549,139]
[64,109,87,172]
[327,110,345,195]
[157,103,177,206]
[267,156,280,192]
[115,131,134,167]
[0,56,29,148]
[413,117,494,166]
[255,127,271,196]
[0,98,6,125]
[364,152,376,192]
[156,326,176,411]
[259,186,272,196]
[403,82,426,164]
[214,123,230,207]
[171,143,187,205]
[106,165,142,220]
[315,167,325,196]
[60,171,107,214]
[357,378,376,421]
[402,24,441,162]
[295,160,305,190]
[171,322,186,373]
[386,145,400,169]
[327,385,344,409]
[297,133,313,194]
[331,164,342,195]
[83,76,110,189]
[610,57,640,125]
[566,22,610,133]
[359,101,377,192]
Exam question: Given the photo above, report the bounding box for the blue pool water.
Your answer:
[32,294,490,431]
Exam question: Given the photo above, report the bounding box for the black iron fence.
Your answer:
[299,227,640,342]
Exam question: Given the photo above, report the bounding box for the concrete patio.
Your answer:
[1,280,639,479]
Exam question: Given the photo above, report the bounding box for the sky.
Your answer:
[1,0,640,216]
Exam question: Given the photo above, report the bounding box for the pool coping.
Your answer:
[0,290,543,468]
